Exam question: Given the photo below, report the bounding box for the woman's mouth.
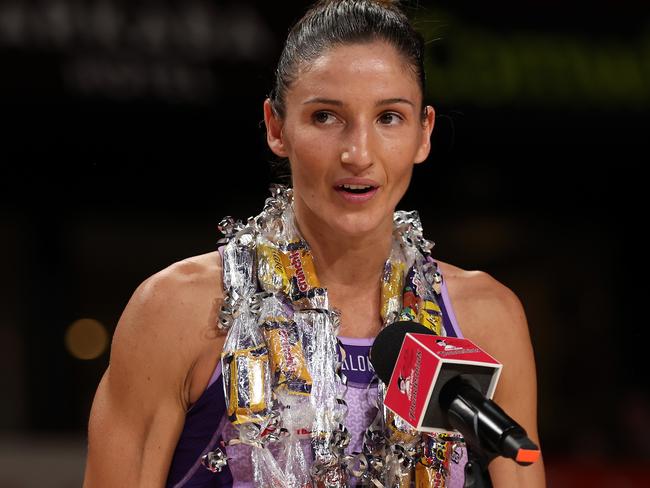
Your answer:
[334,183,379,203]
[337,184,375,194]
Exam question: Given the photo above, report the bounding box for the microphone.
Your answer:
[370,321,540,466]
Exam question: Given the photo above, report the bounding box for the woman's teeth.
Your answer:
[339,184,373,193]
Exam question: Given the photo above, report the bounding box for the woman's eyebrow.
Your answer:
[377,97,414,107]
[303,97,414,107]
[303,97,343,106]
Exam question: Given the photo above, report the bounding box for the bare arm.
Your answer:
[84,254,224,487]
[442,264,546,488]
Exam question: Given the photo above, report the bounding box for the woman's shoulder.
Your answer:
[437,260,520,306]
[133,249,226,344]
[127,251,224,333]
[145,250,223,291]
[110,251,226,406]
[137,250,223,309]
[436,260,529,352]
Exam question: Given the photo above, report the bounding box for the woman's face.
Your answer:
[264,41,435,240]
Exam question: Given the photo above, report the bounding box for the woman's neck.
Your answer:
[293,207,393,290]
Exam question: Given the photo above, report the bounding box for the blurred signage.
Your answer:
[1,2,648,107]
[0,0,274,103]
[419,9,650,108]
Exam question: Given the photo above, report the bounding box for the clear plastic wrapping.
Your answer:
[214,187,464,486]
[301,309,348,487]
[221,303,272,426]
[258,292,311,395]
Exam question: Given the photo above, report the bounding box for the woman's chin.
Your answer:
[294,196,395,241]
[325,212,391,240]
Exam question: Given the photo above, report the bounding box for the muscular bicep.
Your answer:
[85,367,185,488]
[84,277,193,488]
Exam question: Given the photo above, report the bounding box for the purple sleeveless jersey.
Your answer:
[166,270,467,488]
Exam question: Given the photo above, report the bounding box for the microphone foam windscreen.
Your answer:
[370,321,436,383]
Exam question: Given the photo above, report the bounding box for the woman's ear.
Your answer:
[263,99,288,158]
[414,105,436,165]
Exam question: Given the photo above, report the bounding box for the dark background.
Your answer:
[1,1,649,486]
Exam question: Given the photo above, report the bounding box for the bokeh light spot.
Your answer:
[65,318,109,360]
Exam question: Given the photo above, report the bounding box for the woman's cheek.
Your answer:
[296,141,335,175]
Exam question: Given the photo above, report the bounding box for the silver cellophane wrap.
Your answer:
[211,186,465,487]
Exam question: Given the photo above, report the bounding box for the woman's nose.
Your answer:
[341,124,373,171]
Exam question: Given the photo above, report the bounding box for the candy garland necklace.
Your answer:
[203,185,466,487]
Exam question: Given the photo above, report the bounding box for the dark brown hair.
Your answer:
[269,0,426,119]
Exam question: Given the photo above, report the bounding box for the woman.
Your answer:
[84,1,545,487]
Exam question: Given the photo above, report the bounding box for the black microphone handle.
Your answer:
[441,377,539,466]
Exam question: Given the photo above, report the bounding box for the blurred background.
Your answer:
[1,0,648,486]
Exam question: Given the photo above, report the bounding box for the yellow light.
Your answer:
[65,318,109,360]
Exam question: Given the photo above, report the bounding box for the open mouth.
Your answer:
[336,184,376,194]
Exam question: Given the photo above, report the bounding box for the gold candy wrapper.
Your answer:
[257,240,323,307]
[257,242,289,293]
[280,242,320,302]
[262,319,312,396]
[222,345,270,424]
[418,299,443,335]
[381,260,405,321]
[415,462,444,487]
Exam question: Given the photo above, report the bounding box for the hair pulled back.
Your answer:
[269,0,426,119]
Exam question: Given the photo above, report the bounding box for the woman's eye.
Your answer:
[378,112,403,125]
[313,111,336,124]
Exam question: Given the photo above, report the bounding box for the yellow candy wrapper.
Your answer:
[222,345,271,425]
[418,299,443,335]
[262,318,312,396]
[257,242,289,293]
[280,241,320,302]
[415,462,443,487]
[381,260,405,322]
